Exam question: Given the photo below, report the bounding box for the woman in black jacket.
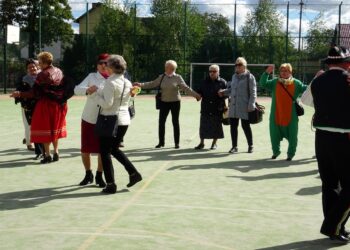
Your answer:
[195,65,227,150]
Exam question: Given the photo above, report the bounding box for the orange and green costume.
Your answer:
[260,72,307,158]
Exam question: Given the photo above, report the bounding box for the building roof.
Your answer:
[74,2,103,23]
[335,24,350,49]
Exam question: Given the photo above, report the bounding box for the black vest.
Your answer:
[311,69,350,130]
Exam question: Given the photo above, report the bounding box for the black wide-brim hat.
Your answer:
[322,45,350,64]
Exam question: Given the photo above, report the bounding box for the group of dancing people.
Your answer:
[10,46,349,243]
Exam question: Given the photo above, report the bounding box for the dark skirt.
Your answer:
[199,113,224,139]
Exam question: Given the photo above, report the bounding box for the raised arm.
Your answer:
[177,75,201,99]
[74,73,92,96]
[140,75,163,89]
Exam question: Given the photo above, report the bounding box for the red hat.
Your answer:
[97,53,109,62]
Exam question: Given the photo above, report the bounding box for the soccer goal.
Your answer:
[189,63,275,90]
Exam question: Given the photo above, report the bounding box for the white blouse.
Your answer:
[74,72,107,124]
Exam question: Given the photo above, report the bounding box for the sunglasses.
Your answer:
[235,64,244,67]
[209,71,218,73]
[98,61,107,65]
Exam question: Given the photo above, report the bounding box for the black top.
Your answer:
[197,77,227,116]
[311,69,350,130]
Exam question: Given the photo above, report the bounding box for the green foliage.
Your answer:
[0,0,74,57]
[240,0,293,65]
[306,13,334,60]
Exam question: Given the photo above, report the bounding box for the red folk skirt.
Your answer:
[81,120,100,153]
[30,98,68,143]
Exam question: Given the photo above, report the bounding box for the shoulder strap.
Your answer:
[157,74,166,93]
[278,81,295,102]
[119,78,126,108]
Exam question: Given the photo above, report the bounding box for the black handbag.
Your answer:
[94,79,126,137]
[247,73,265,124]
[129,99,135,119]
[155,74,166,110]
[248,103,265,124]
[278,82,304,116]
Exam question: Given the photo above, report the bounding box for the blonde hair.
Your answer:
[280,63,293,73]
[37,51,53,65]
[165,60,177,69]
[209,64,220,72]
[235,57,247,67]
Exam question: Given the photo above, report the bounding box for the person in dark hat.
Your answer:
[311,45,350,243]
[74,53,110,187]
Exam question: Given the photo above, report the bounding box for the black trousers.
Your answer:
[159,101,181,145]
[34,143,43,155]
[230,118,253,148]
[316,129,350,236]
[99,126,137,184]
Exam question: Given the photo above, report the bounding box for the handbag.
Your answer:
[94,79,126,137]
[246,73,265,124]
[278,82,304,116]
[129,98,135,119]
[155,74,166,110]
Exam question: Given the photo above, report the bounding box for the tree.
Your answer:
[0,0,74,57]
[306,13,334,60]
[240,0,292,65]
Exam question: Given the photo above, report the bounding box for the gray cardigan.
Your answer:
[141,73,198,102]
[223,71,257,120]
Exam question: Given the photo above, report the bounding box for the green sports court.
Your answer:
[0,95,347,250]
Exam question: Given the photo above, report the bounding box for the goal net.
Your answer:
[189,63,275,94]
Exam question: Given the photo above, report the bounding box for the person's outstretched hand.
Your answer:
[266,65,274,74]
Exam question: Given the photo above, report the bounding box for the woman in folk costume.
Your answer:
[259,63,307,161]
[11,52,68,164]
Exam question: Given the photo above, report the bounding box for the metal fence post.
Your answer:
[3,25,7,94]
[85,1,89,75]
[39,0,42,52]
[233,1,237,61]
[133,2,137,81]
[183,0,187,77]
[338,1,343,45]
[285,1,289,62]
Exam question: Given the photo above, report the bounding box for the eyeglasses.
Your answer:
[209,71,218,73]
[98,61,107,65]
[235,64,244,67]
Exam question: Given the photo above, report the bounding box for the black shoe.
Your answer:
[195,143,204,150]
[22,138,26,144]
[210,144,217,150]
[175,144,180,149]
[286,157,293,161]
[79,171,94,186]
[248,146,253,153]
[102,183,117,194]
[155,143,164,148]
[127,172,142,188]
[228,147,238,154]
[40,155,52,164]
[330,234,349,243]
[271,155,278,159]
[27,145,35,151]
[52,153,59,162]
[95,171,106,188]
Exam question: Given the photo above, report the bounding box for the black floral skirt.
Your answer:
[199,113,224,139]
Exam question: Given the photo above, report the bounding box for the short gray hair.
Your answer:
[209,64,220,72]
[107,54,127,74]
[165,60,177,69]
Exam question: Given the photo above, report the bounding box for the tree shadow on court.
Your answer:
[167,157,315,173]
[0,184,129,211]
[124,147,229,163]
[256,238,346,250]
[295,185,321,196]
[0,148,81,168]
